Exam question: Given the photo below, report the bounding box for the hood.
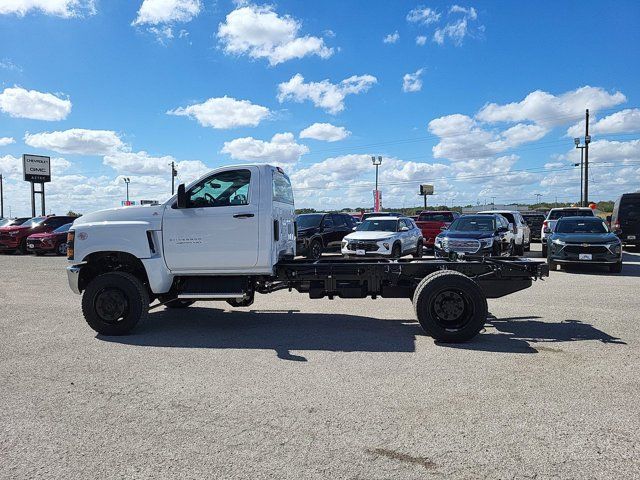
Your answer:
[27,231,56,239]
[297,226,319,236]
[73,204,164,230]
[0,225,29,233]
[439,230,494,240]
[553,232,619,243]
[345,230,395,241]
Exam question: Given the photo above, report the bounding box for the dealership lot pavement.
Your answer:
[1,245,639,479]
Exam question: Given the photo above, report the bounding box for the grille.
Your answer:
[347,241,379,252]
[564,245,608,254]
[443,238,481,253]
[28,239,42,246]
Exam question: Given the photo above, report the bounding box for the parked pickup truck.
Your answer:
[415,211,460,247]
[66,164,548,343]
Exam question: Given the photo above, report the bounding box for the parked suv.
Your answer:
[27,222,74,256]
[478,210,530,255]
[0,215,76,254]
[341,216,423,258]
[435,214,515,257]
[415,210,460,248]
[296,212,357,259]
[610,192,640,247]
[0,217,30,229]
[522,212,546,242]
[541,207,595,256]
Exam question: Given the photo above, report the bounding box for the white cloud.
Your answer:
[402,68,424,93]
[0,87,71,121]
[383,31,399,44]
[221,132,309,166]
[567,108,640,138]
[24,129,124,155]
[148,25,174,43]
[103,150,210,181]
[0,154,22,178]
[415,35,427,46]
[0,0,96,17]
[217,4,333,66]
[406,6,440,25]
[132,0,200,25]
[167,96,270,129]
[433,5,481,46]
[277,73,377,114]
[0,137,15,146]
[0,59,22,72]
[299,123,350,142]
[477,86,626,127]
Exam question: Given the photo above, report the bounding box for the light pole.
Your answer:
[123,177,130,204]
[534,193,542,205]
[170,162,177,195]
[574,137,586,205]
[371,155,382,212]
[0,173,4,218]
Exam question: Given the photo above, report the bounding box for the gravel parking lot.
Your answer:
[1,244,639,479]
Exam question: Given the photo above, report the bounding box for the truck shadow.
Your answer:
[440,315,626,354]
[99,307,424,361]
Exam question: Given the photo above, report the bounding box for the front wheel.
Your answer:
[307,240,323,260]
[391,243,402,259]
[413,240,424,258]
[609,261,623,273]
[413,270,488,342]
[56,242,68,256]
[82,272,149,335]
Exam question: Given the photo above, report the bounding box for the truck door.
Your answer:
[162,167,259,272]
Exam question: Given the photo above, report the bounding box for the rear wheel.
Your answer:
[307,239,323,260]
[413,270,488,342]
[16,240,27,255]
[391,243,402,259]
[413,240,424,258]
[81,272,149,335]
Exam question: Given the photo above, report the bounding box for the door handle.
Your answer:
[233,213,255,218]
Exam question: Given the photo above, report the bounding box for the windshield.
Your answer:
[19,216,46,228]
[357,219,398,232]
[297,214,324,229]
[418,212,454,222]
[53,223,72,233]
[556,219,608,234]
[549,209,594,220]
[450,216,496,232]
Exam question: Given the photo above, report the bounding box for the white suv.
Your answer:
[478,210,531,255]
[341,216,424,258]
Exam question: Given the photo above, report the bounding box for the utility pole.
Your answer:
[0,173,3,218]
[574,138,585,205]
[583,109,591,207]
[491,196,496,206]
[170,161,177,195]
[534,193,542,205]
[371,156,382,212]
[123,177,131,204]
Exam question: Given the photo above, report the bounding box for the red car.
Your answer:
[415,211,460,247]
[27,222,74,256]
[0,215,76,254]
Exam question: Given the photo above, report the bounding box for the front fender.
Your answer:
[74,221,155,261]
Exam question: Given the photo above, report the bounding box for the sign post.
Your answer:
[419,184,434,210]
[23,154,51,217]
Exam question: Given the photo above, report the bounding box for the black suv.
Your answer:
[296,213,357,259]
[611,192,640,247]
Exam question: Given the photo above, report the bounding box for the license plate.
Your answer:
[28,244,34,249]
[628,235,636,240]
[579,253,592,260]
[356,249,366,256]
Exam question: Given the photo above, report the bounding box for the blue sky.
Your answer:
[1,0,639,216]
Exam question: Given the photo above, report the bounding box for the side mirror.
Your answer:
[176,184,187,209]
[352,226,357,231]
[400,226,409,232]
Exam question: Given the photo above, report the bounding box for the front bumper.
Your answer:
[0,238,20,249]
[341,239,392,257]
[66,264,84,295]
[434,245,493,258]
[548,243,621,264]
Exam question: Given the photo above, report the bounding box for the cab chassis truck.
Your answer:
[66,164,548,343]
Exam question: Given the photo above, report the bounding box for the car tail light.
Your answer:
[542,220,548,228]
[613,222,621,230]
[67,231,75,260]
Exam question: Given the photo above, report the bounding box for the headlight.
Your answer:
[341,240,347,248]
[434,237,443,248]
[479,238,493,248]
[552,238,566,245]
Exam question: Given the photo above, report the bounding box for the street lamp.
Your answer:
[123,177,131,203]
[574,137,586,206]
[371,156,382,212]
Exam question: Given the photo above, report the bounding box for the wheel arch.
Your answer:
[78,251,150,294]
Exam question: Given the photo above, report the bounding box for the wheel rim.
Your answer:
[94,288,129,323]
[58,243,67,255]
[311,242,322,259]
[430,288,474,331]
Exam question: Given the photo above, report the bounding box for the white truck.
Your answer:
[66,164,548,343]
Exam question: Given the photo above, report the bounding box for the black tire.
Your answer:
[413,270,488,343]
[226,294,255,308]
[541,243,547,257]
[413,240,424,258]
[514,242,524,256]
[391,243,402,259]
[81,271,149,335]
[56,242,68,256]
[16,240,27,255]
[506,241,515,256]
[609,261,623,273]
[307,239,323,260]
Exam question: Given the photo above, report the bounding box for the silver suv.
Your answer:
[478,210,531,255]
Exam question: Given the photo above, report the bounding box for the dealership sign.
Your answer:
[419,184,434,196]
[23,154,51,183]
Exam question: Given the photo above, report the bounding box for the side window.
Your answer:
[322,215,334,229]
[187,169,251,208]
[399,219,408,230]
[332,214,347,228]
[273,171,294,205]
